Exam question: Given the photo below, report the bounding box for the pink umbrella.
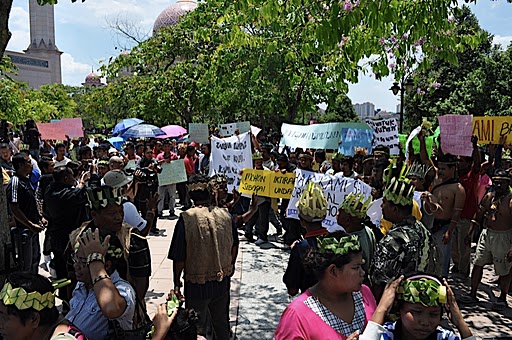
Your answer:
[156,125,188,139]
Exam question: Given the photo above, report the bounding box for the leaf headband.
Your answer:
[317,235,361,255]
[396,276,447,307]
[0,282,55,311]
[339,193,373,219]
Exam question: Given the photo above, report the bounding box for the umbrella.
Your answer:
[121,124,166,138]
[112,118,144,136]
[156,125,187,139]
[107,136,125,150]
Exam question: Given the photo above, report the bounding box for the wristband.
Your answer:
[93,274,110,286]
[86,253,105,266]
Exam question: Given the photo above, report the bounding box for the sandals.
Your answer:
[492,301,508,311]
[459,294,478,304]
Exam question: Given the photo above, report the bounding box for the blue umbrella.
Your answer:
[107,136,125,150]
[113,118,144,136]
[121,124,166,138]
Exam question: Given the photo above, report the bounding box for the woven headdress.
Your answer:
[297,181,328,222]
[396,275,447,307]
[383,178,415,206]
[252,152,263,160]
[332,152,344,161]
[408,162,430,179]
[317,234,361,255]
[85,186,123,210]
[339,193,373,219]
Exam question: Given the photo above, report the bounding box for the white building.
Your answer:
[353,102,375,118]
[5,0,62,88]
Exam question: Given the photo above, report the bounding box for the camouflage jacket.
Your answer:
[370,216,440,286]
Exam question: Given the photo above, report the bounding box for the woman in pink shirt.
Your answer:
[275,232,377,340]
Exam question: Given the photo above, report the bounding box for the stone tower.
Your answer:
[6,0,63,87]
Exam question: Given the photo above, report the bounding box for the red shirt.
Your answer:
[156,152,178,162]
[459,169,480,220]
[183,155,196,175]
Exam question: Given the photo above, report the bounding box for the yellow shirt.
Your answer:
[380,200,422,235]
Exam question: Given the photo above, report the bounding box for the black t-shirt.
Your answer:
[25,128,40,150]
[6,175,40,227]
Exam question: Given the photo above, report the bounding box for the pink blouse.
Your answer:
[275,285,377,340]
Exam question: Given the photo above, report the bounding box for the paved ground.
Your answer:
[40,211,512,339]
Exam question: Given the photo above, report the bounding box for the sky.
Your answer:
[6,0,512,113]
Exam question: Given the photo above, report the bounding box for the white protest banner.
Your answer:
[365,118,400,155]
[280,123,343,150]
[209,132,253,191]
[158,159,187,185]
[219,121,251,137]
[189,123,210,144]
[286,170,372,232]
[438,115,473,157]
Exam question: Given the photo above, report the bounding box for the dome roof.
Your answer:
[85,72,101,84]
[153,0,197,32]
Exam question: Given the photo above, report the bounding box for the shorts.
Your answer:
[474,228,512,276]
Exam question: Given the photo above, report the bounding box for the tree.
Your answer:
[319,93,358,123]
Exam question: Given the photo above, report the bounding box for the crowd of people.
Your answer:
[0,119,511,340]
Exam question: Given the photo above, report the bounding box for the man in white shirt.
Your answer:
[53,143,71,167]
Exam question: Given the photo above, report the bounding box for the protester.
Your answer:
[6,152,43,273]
[66,228,136,340]
[0,272,86,340]
[283,181,329,296]
[362,274,475,340]
[460,169,512,311]
[337,193,376,282]
[0,142,14,178]
[156,140,179,218]
[168,174,238,339]
[326,152,343,176]
[427,153,466,278]
[370,178,440,300]
[275,231,376,339]
[53,143,71,167]
[198,143,210,175]
[314,149,331,173]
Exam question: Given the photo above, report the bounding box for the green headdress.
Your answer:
[339,193,373,219]
[383,178,415,206]
[332,152,344,161]
[408,162,430,180]
[317,234,361,255]
[0,282,55,311]
[297,181,328,222]
[85,186,124,210]
[396,276,447,307]
[252,152,263,160]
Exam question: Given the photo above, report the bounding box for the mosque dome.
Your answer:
[153,0,197,32]
[85,72,101,84]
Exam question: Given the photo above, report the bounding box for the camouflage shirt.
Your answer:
[370,216,440,286]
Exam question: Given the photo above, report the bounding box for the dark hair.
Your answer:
[276,154,288,163]
[494,169,511,180]
[162,140,171,146]
[186,145,195,153]
[314,150,326,161]
[373,158,389,171]
[438,153,457,167]
[55,142,66,151]
[38,156,53,172]
[341,156,354,167]
[168,307,200,340]
[136,143,144,150]
[303,231,362,280]
[201,144,211,151]
[78,146,92,160]
[374,145,390,156]
[12,152,29,171]
[4,272,59,326]
[53,166,72,182]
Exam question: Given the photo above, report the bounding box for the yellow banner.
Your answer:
[472,116,512,144]
[239,169,296,199]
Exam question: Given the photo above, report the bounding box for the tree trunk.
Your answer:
[0,0,13,57]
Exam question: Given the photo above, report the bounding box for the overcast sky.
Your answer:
[7,0,512,112]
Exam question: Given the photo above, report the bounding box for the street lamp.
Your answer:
[390,77,414,133]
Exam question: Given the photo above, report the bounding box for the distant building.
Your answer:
[5,0,62,88]
[353,102,375,119]
[82,72,105,88]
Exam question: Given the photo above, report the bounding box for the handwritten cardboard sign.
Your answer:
[472,116,512,144]
[438,114,473,156]
[280,123,344,150]
[209,132,253,191]
[286,170,372,232]
[36,123,67,140]
[219,121,251,137]
[36,117,84,140]
[60,118,84,138]
[189,123,209,144]
[365,118,400,155]
[158,159,187,185]
[239,169,296,199]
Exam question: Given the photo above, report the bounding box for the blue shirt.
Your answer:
[66,271,136,340]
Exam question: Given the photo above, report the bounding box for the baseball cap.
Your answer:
[100,170,132,188]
